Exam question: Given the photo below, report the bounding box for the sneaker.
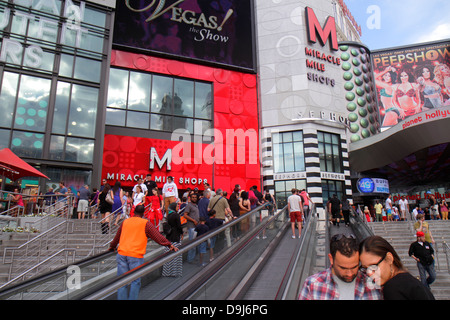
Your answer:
[292,235,296,239]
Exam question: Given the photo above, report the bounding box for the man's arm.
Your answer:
[145,221,178,251]
[109,224,123,251]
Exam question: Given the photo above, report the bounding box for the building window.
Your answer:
[106,68,213,134]
[272,131,305,173]
[274,179,306,209]
[49,81,97,163]
[322,180,344,208]
[318,131,342,173]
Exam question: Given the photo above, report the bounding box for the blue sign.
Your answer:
[357,178,375,193]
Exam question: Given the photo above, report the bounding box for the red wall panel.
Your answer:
[103,50,261,192]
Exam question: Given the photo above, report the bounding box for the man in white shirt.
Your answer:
[398,196,409,221]
[162,176,178,213]
[287,189,304,239]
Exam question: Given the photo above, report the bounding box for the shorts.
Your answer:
[387,209,392,215]
[289,211,302,223]
[208,236,217,249]
[77,199,89,212]
[198,241,207,254]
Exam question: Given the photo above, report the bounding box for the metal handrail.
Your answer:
[0,249,76,290]
[78,203,273,300]
[0,203,274,300]
[3,220,70,264]
[443,242,450,275]
[280,203,318,300]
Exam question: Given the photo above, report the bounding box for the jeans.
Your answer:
[116,254,144,300]
[187,227,197,262]
[417,261,436,288]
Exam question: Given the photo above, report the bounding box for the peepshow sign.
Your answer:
[371,40,450,129]
[113,0,255,72]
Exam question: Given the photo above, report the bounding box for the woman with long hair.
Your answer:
[416,65,443,110]
[393,68,421,118]
[359,235,434,300]
[375,66,401,126]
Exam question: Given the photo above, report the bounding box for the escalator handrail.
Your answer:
[0,203,273,300]
[77,203,277,300]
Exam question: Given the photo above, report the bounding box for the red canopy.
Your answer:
[0,148,49,180]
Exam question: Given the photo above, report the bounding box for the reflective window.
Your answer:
[11,131,44,158]
[14,75,51,133]
[0,72,19,128]
[106,69,213,134]
[60,54,74,78]
[128,72,151,112]
[127,111,149,129]
[0,129,10,150]
[68,84,98,138]
[49,135,65,160]
[52,82,71,134]
[106,108,126,126]
[318,131,342,173]
[83,7,107,28]
[65,137,94,163]
[195,82,212,120]
[174,78,193,117]
[73,56,101,83]
[79,31,105,53]
[151,114,172,131]
[152,75,173,115]
[107,68,128,109]
[272,131,305,173]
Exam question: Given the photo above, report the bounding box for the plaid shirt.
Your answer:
[299,267,382,300]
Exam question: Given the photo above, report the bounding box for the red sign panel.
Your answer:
[102,134,213,189]
[305,7,338,51]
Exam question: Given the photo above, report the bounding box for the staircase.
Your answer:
[0,219,115,287]
[369,220,450,300]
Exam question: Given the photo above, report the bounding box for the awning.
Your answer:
[0,148,49,180]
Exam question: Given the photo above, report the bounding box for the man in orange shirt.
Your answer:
[110,204,178,300]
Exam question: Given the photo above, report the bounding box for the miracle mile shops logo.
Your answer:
[125,0,233,43]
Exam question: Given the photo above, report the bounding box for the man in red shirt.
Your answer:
[110,204,178,300]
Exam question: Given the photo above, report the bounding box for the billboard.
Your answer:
[113,0,255,72]
[371,40,450,129]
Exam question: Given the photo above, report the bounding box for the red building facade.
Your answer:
[102,49,261,192]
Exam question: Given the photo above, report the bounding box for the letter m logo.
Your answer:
[149,147,172,171]
[305,7,338,51]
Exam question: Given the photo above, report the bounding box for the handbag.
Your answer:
[106,192,114,205]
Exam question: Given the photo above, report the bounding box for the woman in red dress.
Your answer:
[145,188,164,228]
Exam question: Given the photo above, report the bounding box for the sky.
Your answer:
[344,0,450,50]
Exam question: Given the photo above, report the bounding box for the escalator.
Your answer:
[0,203,371,301]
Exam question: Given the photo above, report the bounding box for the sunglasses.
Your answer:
[331,233,356,241]
[359,254,386,274]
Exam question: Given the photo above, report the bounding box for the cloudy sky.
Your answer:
[345,0,450,50]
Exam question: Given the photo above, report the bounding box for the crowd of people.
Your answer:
[361,193,449,223]
[104,175,278,300]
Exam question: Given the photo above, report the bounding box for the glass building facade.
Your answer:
[0,0,113,191]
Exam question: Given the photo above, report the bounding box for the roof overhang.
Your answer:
[349,106,450,173]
